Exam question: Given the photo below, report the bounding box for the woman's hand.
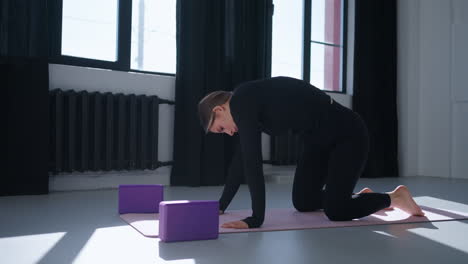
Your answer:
[221,220,249,229]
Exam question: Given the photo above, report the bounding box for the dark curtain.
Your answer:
[171,0,273,186]
[1,0,50,195]
[1,57,50,196]
[353,0,398,178]
[0,0,49,57]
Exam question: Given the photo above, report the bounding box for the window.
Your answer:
[61,0,118,61]
[50,0,176,76]
[131,0,176,73]
[271,0,347,92]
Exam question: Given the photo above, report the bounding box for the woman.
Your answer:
[198,76,424,229]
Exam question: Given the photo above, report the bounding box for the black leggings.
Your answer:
[292,101,391,221]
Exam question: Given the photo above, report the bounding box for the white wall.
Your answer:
[398,0,468,179]
[397,0,420,178]
[451,0,468,179]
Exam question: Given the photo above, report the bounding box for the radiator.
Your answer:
[49,89,174,173]
[269,131,303,165]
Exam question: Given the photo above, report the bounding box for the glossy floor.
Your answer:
[1,175,468,264]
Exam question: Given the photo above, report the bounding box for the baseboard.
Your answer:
[49,166,171,192]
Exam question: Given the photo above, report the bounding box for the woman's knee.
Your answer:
[292,197,321,212]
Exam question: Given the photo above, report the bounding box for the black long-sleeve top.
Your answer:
[219,76,334,228]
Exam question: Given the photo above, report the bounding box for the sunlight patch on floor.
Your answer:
[0,232,67,264]
[373,230,398,238]
[416,196,468,212]
[163,259,197,264]
[409,221,468,254]
[73,225,157,264]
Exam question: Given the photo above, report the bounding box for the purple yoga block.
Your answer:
[118,185,164,214]
[159,200,219,242]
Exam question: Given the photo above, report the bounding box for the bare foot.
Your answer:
[387,185,425,216]
[356,187,394,210]
[221,220,249,229]
[356,187,372,195]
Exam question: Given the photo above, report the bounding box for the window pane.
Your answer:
[310,43,342,91]
[131,0,176,74]
[311,0,341,45]
[62,0,118,61]
[271,0,303,79]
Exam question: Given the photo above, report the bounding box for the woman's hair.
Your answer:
[198,91,233,134]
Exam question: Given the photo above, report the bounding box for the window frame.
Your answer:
[280,0,347,94]
[268,0,348,94]
[48,0,176,77]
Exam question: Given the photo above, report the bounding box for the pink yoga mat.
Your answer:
[119,206,468,238]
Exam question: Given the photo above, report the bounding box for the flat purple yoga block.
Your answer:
[159,200,219,242]
[118,185,164,214]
